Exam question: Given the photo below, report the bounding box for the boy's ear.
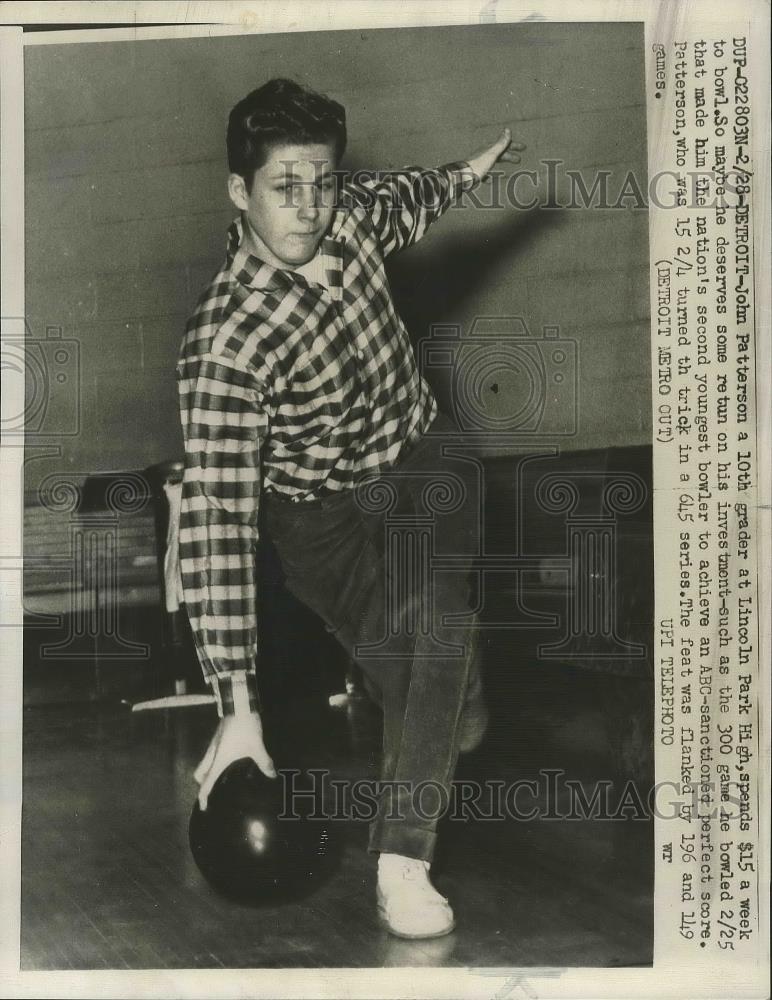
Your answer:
[228,172,250,211]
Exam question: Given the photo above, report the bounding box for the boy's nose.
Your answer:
[297,188,320,221]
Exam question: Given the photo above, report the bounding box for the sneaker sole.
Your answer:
[377,908,456,940]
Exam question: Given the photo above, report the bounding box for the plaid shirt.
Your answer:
[177,161,476,714]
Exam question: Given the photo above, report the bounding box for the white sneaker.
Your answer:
[376,853,456,939]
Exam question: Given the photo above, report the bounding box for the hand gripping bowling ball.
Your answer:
[189,758,334,904]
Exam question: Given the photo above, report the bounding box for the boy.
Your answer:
[177,78,523,938]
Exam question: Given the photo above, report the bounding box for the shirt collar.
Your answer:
[226,214,344,297]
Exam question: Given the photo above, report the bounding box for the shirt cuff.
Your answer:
[444,160,481,195]
[210,672,260,717]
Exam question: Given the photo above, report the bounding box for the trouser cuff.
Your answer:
[368,820,438,863]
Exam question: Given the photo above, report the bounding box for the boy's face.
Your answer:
[228,141,337,270]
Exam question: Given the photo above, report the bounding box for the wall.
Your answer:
[24,21,649,487]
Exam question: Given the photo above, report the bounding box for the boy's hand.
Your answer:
[194,712,277,810]
[466,128,526,183]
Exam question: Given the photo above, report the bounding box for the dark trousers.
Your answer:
[263,414,482,862]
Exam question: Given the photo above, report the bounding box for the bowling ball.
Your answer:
[189,757,335,904]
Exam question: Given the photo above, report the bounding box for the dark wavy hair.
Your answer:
[227,78,347,189]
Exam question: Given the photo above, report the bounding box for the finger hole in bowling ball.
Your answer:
[189,758,340,905]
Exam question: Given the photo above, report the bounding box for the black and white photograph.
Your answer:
[4,3,765,993]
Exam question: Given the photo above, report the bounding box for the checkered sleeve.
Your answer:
[347,161,478,256]
[178,349,267,718]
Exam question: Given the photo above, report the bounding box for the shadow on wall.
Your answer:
[384,201,567,412]
[387,203,564,333]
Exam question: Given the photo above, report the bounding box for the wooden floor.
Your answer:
[21,650,653,971]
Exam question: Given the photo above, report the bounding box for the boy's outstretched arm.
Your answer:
[347,127,526,256]
[465,127,526,182]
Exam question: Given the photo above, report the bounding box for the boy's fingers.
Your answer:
[197,760,226,811]
[254,750,278,780]
[193,729,221,783]
[492,131,526,162]
[197,778,214,812]
[499,129,526,144]
[193,745,216,783]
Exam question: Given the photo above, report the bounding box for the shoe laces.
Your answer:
[398,858,430,883]
[379,854,430,883]
[378,857,450,911]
